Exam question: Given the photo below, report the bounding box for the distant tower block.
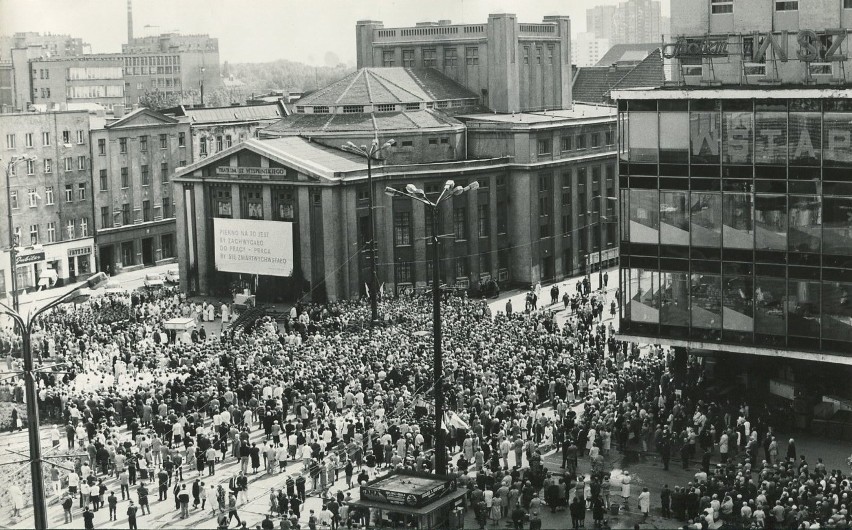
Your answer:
[127,0,134,41]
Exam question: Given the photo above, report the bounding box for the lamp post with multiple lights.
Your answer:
[385,179,479,475]
[341,139,396,324]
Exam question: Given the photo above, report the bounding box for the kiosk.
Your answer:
[351,471,466,529]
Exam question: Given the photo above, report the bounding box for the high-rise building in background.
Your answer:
[572,32,611,67]
[587,0,663,45]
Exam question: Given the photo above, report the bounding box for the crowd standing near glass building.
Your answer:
[613,0,852,401]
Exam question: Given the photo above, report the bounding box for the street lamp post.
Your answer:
[0,272,108,530]
[592,195,619,291]
[385,179,479,476]
[4,155,37,312]
[342,139,396,324]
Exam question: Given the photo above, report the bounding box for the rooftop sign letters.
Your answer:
[663,30,848,63]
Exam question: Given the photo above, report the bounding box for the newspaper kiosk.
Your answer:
[351,471,466,529]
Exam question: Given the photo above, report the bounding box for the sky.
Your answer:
[0,0,670,66]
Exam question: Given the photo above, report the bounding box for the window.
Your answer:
[42,159,51,174]
[440,137,449,145]
[405,103,420,111]
[98,138,106,155]
[846,0,852,7]
[393,211,412,246]
[523,46,530,65]
[76,130,84,144]
[161,162,168,182]
[401,140,414,147]
[78,183,86,201]
[141,165,149,186]
[29,224,39,245]
[121,167,129,188]
[162,197,171,218]
[26,159,35,175]
[5,133,14,149]
[454,207,467,240]
[465,47,479,65]
[775,0,798,9]
[100,206,110,228]
[119,137,127,153]
[605,130,614,145]
[77,156,86,170]
[396,262,413,284]
[226,135,232,148]
[24,133,33,148]
[42,132,50,146]
[576,134,587,150]
[478,204,490,237]
[64,184,73,202]
[63,157,72,171]
[140,135,148,152]
[200,139,207,156]
[343,105,364,114]
[160,134,167,149]
[591,132,600,148]
[376,104,395,112]
[455,257,468,279]
[537,138,552,156]
[143,200,151,222]
[214,136,222,152]
[46,222,56,243]
[80,218,88,237]
[121,203,130,225]
[62,130,71,144]
[96,169,107,191]
[45,186,54,205]
[444,48,458,67]
[561,136,572,152]
[66,219,75,239]
[28,188,38,207]
[382,50,395,67]
[178,132,185,147]
[9,190,17,209]
[423,48,437,67]
[402,49,415,67]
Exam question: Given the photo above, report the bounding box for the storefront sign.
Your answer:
[360,480,455,508]
[216,166,288,178]
[664,29,848,62]
[16,251,45,265]
[68,247,91,257]
[663,37,729,59]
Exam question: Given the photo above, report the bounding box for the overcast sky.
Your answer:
[0,0,670,66]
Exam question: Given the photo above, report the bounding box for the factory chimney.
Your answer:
[127,0,134,42]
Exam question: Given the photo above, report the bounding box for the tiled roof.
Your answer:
[181,103,284,124]
[260,109,461,136]
[573,49,663,104]
[297,68,478,106]
[595,43,662,66]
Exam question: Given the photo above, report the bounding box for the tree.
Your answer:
[138,89,181,111]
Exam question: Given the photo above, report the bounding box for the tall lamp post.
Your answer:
[385,179,479,475]
[5,155,37,312]
[0,271,108,530]
[341,138,396,324]
[592,195,619,290]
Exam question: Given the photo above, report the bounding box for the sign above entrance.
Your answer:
[17,252,45,265]
[215,166,289,179]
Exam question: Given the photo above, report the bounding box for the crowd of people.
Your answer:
[0,274,850,529]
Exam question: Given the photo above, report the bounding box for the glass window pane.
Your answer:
[789,195,821,253]
[788,280,820,337]
[690,192,722,247]
[619,112,629,163]
[723,193,754,249]
[690,109,721,164]
[660,191,689,245]
[754,194,787,251]
[754,110,787,165]
[823,197,852,256]
[723,275,754,332]
[629,268,659,324]
[822,281,852,342]
[691,273,721,329]
[620,189,630,242]
[628,112,658,163]
[755,277,786,336]
[824,108,852,167]
[789,112,821,166]
[723,111,753,165]
[629,190,659,244]
[660,271,689,327]
[660,112,689,163]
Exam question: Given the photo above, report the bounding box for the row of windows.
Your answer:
[99,133,186,155]
[6,156,87,176]
[537,130,615,156]
[98,162,175,190]
[199,134,234,156]
[382,47,479,68]
[709,0,851,14]
[124,55,181,67]
[14,218,89,245]
[124,66,182,77]
[8,183,87,208]
[392,202,507,247]
[393,252,511,286]
[6,130,85,149]
[522,44,557,66]
[99,198,172,228]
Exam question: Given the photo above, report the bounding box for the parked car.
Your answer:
[165,269,180,284]
[143,273,165,288]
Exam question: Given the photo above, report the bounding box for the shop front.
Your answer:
[352,472,467,530]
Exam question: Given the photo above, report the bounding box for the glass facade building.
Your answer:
[617,96,852,358]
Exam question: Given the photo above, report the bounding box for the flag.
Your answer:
[379,283,385,298]
[365,283,370,296]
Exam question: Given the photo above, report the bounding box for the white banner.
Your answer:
[213,218,294,277]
